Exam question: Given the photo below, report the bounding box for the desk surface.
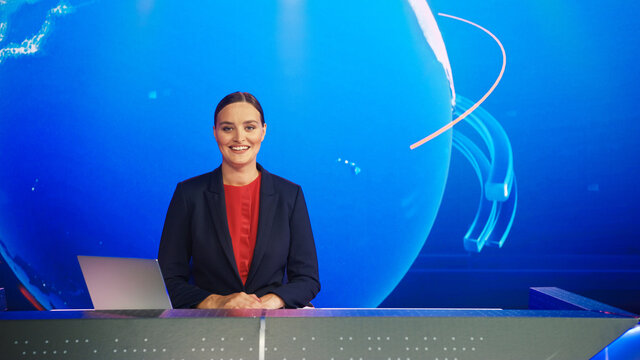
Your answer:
[0,307,636,320]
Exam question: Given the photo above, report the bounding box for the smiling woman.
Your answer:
[158,92,320,309]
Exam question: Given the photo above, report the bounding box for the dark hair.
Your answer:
[214,91,265,127]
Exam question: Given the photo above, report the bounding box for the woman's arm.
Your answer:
[158,182,212,308]
[268,186,321,308]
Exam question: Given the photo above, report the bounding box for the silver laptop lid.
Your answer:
[77,255,173,310]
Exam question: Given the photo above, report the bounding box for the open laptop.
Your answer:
[77,255,173,310]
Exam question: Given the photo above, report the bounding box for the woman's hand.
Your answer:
[196,292,285,309]
[197,292,262,309]
[259,293,285,309]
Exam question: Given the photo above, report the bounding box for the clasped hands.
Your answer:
[197,292,285,309]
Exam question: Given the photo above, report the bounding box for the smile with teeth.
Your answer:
[230,145,250,151]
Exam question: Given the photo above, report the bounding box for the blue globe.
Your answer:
[0,0,453,308]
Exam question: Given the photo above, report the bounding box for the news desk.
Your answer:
[1,288,637,360]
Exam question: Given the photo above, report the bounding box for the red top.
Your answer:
[224,174,261,285]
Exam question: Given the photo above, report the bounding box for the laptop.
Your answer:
[77,255,173,310]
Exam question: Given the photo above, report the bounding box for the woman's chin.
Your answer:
[222,157,258,170]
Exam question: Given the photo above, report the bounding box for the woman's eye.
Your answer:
[246,126,255,131]
[222,127,233,132]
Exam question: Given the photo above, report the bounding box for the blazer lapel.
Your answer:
[246,164,276,286]
[204,167,243,286]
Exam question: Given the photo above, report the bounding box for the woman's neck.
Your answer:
[221,161,260,186]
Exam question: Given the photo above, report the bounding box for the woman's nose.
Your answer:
[234,129,246,141]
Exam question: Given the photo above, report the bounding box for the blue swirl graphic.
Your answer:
[452,95,517,252]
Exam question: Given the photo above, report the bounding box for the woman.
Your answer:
[158,92,320,309]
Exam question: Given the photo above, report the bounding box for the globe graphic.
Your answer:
[0,0,453,308]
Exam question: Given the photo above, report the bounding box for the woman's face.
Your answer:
[213,102,266,170]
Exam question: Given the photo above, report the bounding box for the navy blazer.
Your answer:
[158,165,320,309]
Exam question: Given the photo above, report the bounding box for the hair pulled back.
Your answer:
[214,91,265,126]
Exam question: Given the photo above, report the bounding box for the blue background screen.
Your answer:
[0,0,638,332]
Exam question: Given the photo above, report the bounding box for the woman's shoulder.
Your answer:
[261,168,303,195]
[177,169,219,192]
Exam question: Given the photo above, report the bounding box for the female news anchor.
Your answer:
[158,92,320,309]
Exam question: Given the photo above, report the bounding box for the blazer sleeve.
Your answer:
[158,182,212,308]
[269,186,320,308]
